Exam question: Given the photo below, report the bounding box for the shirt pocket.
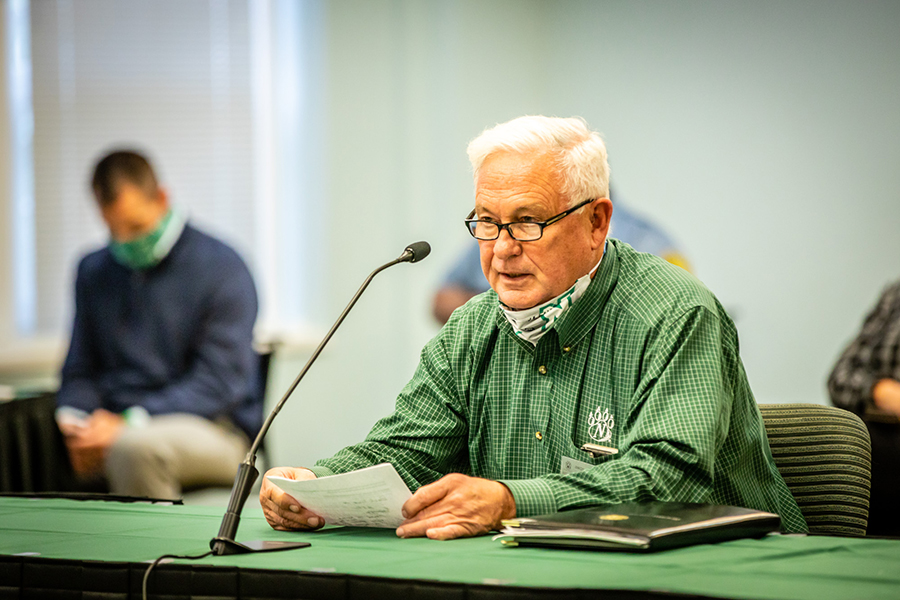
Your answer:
[562,399,621,469]
[573,399,619,445]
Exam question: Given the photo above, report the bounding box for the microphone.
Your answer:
[210,241,431,556]
[400,241,431,263]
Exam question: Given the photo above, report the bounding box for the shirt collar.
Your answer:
[551,238,620,352]
[495,239,621,354]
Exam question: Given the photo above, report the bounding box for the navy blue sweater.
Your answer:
[58,224,262,439]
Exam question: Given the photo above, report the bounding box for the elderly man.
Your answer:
[57,150,261,499]
[261,116,806,539]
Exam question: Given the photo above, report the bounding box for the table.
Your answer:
[1,497,899,599]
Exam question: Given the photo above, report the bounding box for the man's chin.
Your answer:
[496,289,543,311]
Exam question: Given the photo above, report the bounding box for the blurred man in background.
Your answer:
[828,279,900,536]
[432,190,690,324]
[56,150,261,499]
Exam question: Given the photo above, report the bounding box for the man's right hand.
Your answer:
[259,467,323,531]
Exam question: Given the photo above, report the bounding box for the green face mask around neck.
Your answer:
[109,209,185,270]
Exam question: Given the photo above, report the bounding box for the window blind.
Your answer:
[30,0,257,334]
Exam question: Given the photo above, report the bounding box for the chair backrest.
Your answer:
[758,403,871,537]
[251,344,277,462]
[257,349,273,409]
[0,392,75,493]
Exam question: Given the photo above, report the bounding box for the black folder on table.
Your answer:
[498,502,781,552]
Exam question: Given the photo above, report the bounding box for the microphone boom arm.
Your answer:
[250,254,407,458]
[210,242,429,555]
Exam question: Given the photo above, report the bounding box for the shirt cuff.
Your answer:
[306,465,337,479]
[123,406,151,428]
[499,478,558,517]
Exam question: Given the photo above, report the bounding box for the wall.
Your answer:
[265,0,900,467]
[2,1,898,467]
[542,0,900,406]
[0,5,13,343]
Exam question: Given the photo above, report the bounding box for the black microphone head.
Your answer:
[403,241,431,263]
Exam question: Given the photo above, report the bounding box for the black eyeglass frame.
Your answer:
[464,198,597,242]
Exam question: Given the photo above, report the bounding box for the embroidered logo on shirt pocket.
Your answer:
[587,406,615,443]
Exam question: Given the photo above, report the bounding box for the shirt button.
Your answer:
[538,365,547,375]
[563,346,571,353]
[535,431,543,440]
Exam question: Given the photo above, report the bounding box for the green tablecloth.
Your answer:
[1,497,899,599]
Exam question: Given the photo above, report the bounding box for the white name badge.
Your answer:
[560,455,594,475]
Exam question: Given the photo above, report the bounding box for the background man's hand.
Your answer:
[62,409,125,477]
[397,473,516,540]
[259,467,323,531]
[873,378,900,416]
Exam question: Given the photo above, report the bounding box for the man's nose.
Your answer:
[492,228,521,259]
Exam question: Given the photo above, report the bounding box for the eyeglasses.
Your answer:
[464,198,596,242]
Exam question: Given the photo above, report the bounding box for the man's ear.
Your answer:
[156,187,170,210]
[590,198,613,249]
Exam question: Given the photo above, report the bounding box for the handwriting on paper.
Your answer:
[267,463,412,528]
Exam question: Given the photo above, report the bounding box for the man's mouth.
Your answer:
[498,271,530,280]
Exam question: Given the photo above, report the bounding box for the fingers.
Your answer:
[396,513,479,540]
[58,422,82,437]
[68,447,90,476]
[67,445,104,477]
[67,430,101,450]
[86,409,116,428]
[265,466,316,481]
[396,475,485,539]
[396,514,440,538]
[259,467,322,531]
[401,475,456,519]
[424,523,472,541]
[397,474,515,540]
[65,418,116,449]
[259,467,315,509]
[264,482,299,515]
[66,432,98,449]
[260,493,323,531]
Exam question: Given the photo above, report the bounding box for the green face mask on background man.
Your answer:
[109,209,185,270]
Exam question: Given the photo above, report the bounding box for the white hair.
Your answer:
[467,115,610,208]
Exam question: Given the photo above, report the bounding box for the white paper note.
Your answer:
[267,463,412,528]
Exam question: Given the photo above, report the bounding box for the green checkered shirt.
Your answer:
[312,239,808,533]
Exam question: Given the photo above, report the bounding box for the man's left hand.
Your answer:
[396,473,516,540]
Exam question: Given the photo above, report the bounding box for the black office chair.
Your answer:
[178,345,275,503]
[251,344,275,466]
[0,392,76,494]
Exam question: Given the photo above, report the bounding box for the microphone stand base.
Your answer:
[211,537,311,555]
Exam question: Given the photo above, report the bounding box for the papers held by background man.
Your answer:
[498,502,781,552]
[267,463,412,528]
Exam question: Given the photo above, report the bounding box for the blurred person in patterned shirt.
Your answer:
[828,280,900,536]
[260,116,806,539]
